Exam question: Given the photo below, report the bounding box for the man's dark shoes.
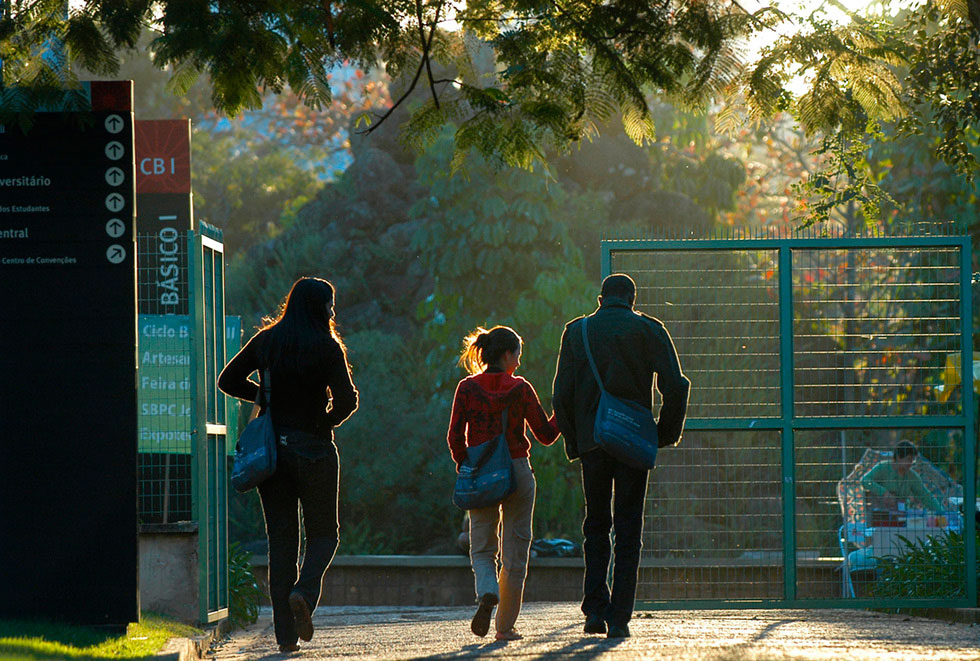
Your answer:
[288,591,314,642]
[278,643,300,653]
[470,593,498,637]
[607,624,631,638]
[584,613,607,635]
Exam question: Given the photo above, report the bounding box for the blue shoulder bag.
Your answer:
[452,410,516,510]
[231,369,278,493]
[582,317,658,470]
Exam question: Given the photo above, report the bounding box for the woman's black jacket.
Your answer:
[217,329,358,441]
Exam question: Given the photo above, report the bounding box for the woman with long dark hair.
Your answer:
[447,326,560,641]
[219,277,357,653]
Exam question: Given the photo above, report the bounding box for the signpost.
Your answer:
[0,81,139,626]
[135,120,196,523]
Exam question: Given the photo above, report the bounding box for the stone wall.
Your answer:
[139,522,199,623]
[248,555,842,607]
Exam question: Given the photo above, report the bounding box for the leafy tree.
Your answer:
[336,329,459,553]
[411,130,580,380]
[411,131,599,539]
[743,0,980,225]
[5,1,976,227]
[192,129,323,256]
[0,0,773,167]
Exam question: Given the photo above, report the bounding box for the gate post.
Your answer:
[959,237,976,606]
[188,226,230,624]
[778,245,797,602]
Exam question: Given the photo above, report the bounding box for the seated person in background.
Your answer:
[861,440,943,515]
[847,440,944,593]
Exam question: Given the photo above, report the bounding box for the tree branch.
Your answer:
[730,0,780,32]
[322,0,336,50]
[416,0,443,110]
[770,130,816,177]
[358,58,427,135]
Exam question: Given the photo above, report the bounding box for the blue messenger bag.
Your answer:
[231,369,278,493]
[452,410,516,510]
[581,317,658,470]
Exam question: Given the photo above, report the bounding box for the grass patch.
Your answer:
[0,612,202,660]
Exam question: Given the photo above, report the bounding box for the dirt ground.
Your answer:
[208,603,980,660]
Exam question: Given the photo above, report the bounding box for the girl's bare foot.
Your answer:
[495,629,523,641]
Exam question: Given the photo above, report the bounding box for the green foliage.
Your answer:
[793,124,898,228]
[228,483,266,549]
[336,330,459,553]
[3,0,760,169]
[411,130,581,388]
[191,130,323,257]
[228,541,262,628]
[410,133,597,540]
[899,0,980,177]
[864,114,980,238]
[875,530,977,600]
[338,518,396,555]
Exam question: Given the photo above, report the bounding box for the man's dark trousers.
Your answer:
[580,448,649,628]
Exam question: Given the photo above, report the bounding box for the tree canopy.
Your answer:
[1,1,977,222]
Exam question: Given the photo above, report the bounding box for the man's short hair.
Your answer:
[895,440,918,460]
[600,273,636,301]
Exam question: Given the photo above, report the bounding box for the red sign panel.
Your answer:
[135,120,191,194]
[90,80,134,111]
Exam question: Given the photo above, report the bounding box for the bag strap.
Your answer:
[257,369,272,409]
[581,317,607,394]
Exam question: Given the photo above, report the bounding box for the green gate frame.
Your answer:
[602,233,976,610]
[189,223,230,623]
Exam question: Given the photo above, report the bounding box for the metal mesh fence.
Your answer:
[639,430,783,602]
[137,231,193,524]
[608,235,975,608]
[615,249,781,420]
[794,428,965,600]
[793,248,962,418]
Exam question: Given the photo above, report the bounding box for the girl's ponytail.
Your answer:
[457,326,522,375]
[459,328,490,376]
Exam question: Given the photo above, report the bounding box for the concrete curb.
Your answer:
[152,619,232,661]
[911,608,980,625]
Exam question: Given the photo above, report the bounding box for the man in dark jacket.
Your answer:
[553,273,690,638]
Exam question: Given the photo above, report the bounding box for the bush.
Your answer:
[336,330,459,553]
[874,530,977,600]
[228,541,263,628]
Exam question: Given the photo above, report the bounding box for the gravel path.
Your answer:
[208,603,980,660]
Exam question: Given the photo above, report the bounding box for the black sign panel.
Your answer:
[137,193,191,315]
[0,81,139,627]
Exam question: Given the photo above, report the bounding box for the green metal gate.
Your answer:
[136,221,228,624]
[603,229,976,609]
[190,223,230,623]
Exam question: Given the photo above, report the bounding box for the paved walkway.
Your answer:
[209,603,979,660]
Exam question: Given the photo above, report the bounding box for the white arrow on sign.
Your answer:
[104,141,124,160]
[104,115,124,134]
[105,193,125,212]
[105,167,125,186]
[105,218,126,238]
[106,244,127,264]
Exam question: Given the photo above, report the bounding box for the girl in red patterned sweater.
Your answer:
[447,325,560,641]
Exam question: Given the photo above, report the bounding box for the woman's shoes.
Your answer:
[288,591,314,642]
[495,628,523,641]
[470,593,498,637]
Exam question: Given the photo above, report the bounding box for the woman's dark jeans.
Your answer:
[258,441,339,647]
